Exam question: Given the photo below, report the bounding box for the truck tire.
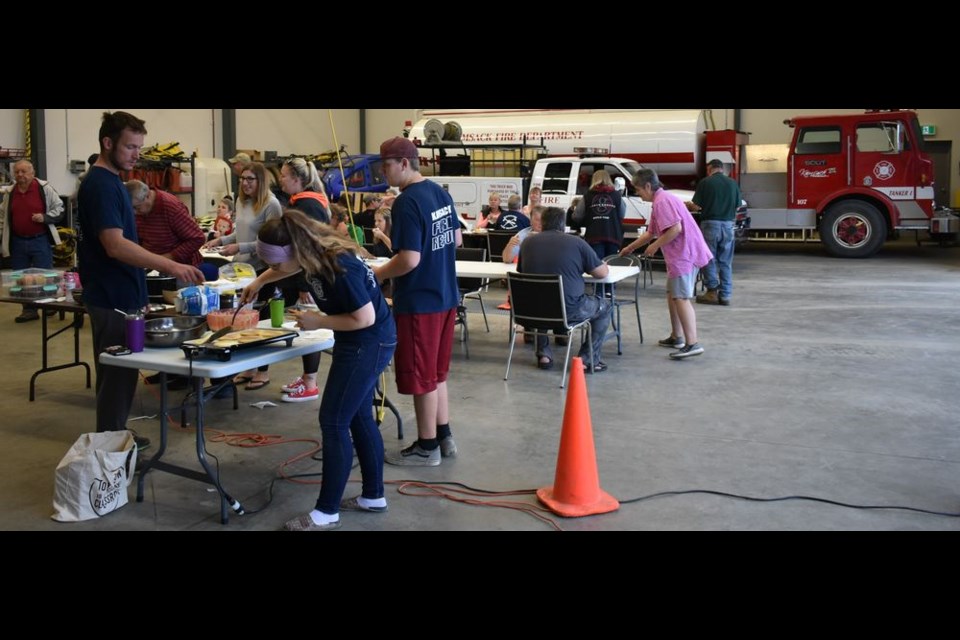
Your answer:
[820,201,886,258]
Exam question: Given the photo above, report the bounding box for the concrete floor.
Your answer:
[2,237,959,531]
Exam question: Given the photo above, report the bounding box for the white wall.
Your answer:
[1,109,27,184]
[235,109,359,157]
[0,109,26,151]
[44,109,219,196]
[364,109,421,153]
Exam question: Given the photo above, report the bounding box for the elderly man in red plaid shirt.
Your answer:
[125,179,205,284]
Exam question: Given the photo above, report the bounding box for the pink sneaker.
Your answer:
[281,377,304,393]
[282,385,319,402]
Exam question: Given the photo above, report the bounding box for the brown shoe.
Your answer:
[696,289,720,305]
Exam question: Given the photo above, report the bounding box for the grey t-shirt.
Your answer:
[517,230,602,311]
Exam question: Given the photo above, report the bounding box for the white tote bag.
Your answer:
[51,431,138,522]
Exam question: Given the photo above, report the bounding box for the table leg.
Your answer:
[137,371,170,502]
[28,306,91,401]
[191,376,230,524]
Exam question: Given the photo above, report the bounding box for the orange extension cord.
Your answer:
[134,374,564,529]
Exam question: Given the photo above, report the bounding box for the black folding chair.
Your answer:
[453,247,489,358]
[505,272,593,389]
[486,230,519,263]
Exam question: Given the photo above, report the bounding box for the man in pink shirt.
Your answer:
[125,180,204,280]
[620,169,713,359]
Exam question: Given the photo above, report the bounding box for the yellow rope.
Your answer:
[23,109,31,158]
[327,110,391,418]
[327,109,356,224]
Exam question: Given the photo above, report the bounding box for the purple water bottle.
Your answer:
[125,312,146,353]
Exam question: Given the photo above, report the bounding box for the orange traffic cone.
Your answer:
[537,357,619,517]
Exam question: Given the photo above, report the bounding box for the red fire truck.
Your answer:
[719,109,957,258]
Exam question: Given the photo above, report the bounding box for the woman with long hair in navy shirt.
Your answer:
[242,209,396,530]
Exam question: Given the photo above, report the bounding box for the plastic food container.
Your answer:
[205,308,260,330]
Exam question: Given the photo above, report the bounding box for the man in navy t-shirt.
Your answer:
[374,137,462,467]
[78,112,204,441]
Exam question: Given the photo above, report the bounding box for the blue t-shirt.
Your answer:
[390,180,459,314]
[303,252,395,344]
[77,166,147,311]
[491,211,530,232]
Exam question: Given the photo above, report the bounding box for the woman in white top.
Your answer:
[202,162,282,388]
[204,162,282,271]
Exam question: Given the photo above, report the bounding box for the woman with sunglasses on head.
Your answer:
[241,209,396,531]
[202,162,282,389]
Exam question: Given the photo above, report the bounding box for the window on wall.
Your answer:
[542,162,571,193]
[795,127,841,155]
[857,122,908,153]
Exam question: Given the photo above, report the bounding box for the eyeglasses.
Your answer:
[240,176,257,182]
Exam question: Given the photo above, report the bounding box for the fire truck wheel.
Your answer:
[821,201,886,258]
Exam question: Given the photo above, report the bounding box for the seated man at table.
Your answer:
[517,207,611,373]
[489,195,531,233]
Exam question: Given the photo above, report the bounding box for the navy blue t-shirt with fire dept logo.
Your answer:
[389,179,459,315]
[303,252,394,344]
[491,211,531,232]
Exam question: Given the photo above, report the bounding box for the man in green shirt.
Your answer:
[686,159,742,305]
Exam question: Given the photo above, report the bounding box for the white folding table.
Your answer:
[100,324,334,524]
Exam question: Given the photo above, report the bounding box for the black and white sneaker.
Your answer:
[658,335,685,349]
[385,442,441,466]
[669,343,704,359]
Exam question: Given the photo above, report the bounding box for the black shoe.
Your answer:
[133,435,151,452]
[718,297,731,306]
[166,376,189,391]
[14,311,38,323]
[144,372,163,385]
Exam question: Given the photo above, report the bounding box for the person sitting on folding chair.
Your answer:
[516,207,611,373]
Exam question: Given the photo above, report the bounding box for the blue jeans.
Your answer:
[315,338,397,515]
[10,234,53,270]
[700,220,735,299]
[536,296,610,366]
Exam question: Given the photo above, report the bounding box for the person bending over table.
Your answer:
[241,209,396,531]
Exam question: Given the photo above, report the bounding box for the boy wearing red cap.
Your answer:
[373,137,463,466]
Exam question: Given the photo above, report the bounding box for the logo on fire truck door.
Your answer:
[873,161,896,181]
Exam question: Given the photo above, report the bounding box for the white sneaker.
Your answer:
[281,377,304,393]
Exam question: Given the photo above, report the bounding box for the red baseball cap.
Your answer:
[379,137,418,160]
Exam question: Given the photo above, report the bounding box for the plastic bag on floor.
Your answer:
[51,431,138,522]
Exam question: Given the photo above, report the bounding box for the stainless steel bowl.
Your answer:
[144,316,208,348]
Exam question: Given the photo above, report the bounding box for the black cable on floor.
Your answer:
[618,489,960,518]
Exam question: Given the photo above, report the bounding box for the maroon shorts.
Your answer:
[394,308,456,396]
